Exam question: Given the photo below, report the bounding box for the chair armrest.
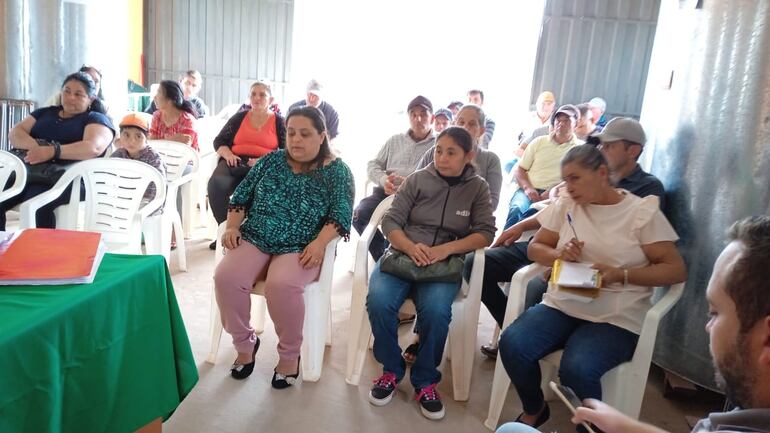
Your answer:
[316,236,340,288]
[461,248,485,297]
[634,282,685,360]
[18,170,80,228]
[501,263,546,329]
[138,175,167,220]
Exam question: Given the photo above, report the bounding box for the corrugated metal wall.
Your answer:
[530,0,660,118]
[144,0,294,115]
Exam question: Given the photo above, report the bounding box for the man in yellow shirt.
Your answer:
[506,104,580,229]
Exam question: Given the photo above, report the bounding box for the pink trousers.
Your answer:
[214,241,321,362]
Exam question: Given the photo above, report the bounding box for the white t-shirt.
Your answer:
[535,191,679,334]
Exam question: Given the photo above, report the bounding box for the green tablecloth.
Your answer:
[0,254,198,433]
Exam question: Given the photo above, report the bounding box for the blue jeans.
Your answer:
[462,241,546,327]
[504,188,542,230]
[498,304,638,414]
[495,423,539,433]
[366,261,460,389]
[504,158,519,174]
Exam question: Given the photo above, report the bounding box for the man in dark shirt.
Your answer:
[145,70,209,119]
[469,117,666,359]
[287,79,340,141]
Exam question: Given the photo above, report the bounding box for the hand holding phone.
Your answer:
[549,381,598,433]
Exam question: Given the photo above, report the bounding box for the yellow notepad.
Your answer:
[550,259,601,300]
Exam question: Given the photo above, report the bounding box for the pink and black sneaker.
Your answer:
[368,372,399,406]
[415,383,445,420]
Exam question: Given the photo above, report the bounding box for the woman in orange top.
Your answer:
[208,81,286,248]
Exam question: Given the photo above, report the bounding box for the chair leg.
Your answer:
[172,210,187,272]
[181,182,194,238]
[207,285,224,364]
[489,325,501,348]
[253,296,267,335]
[326,303,333,347]
[345,287,373,386]
[539,360,558,400]
[484,356,513,430]
[301,281,330,382]
[449,298,480,401]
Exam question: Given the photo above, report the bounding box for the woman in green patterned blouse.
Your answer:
[213,106,354,388]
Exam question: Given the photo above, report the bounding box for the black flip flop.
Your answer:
[402,343,419,364]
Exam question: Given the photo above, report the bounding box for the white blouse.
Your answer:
[536,190,679,334]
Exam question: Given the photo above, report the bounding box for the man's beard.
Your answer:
[713,333,755,408]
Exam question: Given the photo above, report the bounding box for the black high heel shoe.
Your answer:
[230,338,260,380]
[271,356,300,389]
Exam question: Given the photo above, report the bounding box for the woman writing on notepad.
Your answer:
[497,145,686,429]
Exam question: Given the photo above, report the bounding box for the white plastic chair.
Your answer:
[193,117,227,237]
[149,140,200,237]
[19,159,165,253]
[345,195,486,401]
[484,263,685,430]
[0,150,26,204]
[142,140,199,271]
[207,223,339,382]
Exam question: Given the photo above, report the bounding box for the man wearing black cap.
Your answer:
[353,95,436,260]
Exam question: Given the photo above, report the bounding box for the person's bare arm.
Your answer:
[572,399,670,433]
[528,227,583,265]
[592,241,686,286]
[299,223,338,269]
[513,165,541,202]
[221,210,246,249]
[24,123,113,164]
[8,116,38,150]
[492,213,542,247]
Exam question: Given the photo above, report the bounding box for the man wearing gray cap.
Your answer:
[288,79,340,140]
[590,117,665,210]
[353,95,436,260]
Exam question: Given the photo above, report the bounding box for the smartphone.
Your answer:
[548,381,597,433]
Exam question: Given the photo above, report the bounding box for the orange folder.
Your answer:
[0,228,105,285]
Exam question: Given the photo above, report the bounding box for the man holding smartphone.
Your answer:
[496,215,770,433]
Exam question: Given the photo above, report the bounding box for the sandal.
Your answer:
[402,343,419,364]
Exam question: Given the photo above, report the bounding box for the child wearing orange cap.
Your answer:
[112,113,166,214]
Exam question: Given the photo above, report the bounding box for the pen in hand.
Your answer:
[567,212,580,241]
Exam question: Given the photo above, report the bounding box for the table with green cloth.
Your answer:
[0,254,199,433]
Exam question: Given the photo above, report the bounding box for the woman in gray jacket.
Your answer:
[366,127,496,420]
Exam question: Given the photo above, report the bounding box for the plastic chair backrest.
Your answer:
[0,150,26,204]
[19,159,166,253]
[149,140,200,181]
[369,195,395,228]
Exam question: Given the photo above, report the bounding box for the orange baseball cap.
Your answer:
[119,112,150,133]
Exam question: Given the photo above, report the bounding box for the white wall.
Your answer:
[290,0,545,190]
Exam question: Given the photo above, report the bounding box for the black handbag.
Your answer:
[10,144,74,186]
[379,248,464,283]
